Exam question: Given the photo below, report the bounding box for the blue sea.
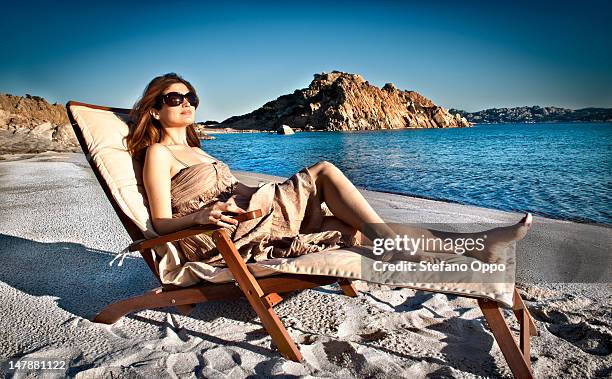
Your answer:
[201,123,612,225]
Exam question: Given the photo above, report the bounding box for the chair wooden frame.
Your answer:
[67,101,538,378]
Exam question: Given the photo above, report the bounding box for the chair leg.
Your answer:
[515,306,531,362]
[94,288,175,324]
[478,299,533,379]
[513,288,538,336]
[338,278,359,297]
[94,284,242,324]
[213,230,303,362]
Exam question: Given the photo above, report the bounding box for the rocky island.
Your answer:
[216,71,471,131]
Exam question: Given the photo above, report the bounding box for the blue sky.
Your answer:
[1,0,610,121]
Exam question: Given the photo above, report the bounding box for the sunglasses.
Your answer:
[159,91,199,108]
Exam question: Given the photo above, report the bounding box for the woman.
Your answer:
[126,73,532,267]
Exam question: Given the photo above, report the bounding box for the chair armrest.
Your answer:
[129,225,222,252]
[129,209,264,252]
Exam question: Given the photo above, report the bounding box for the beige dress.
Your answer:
[167,149,354,266]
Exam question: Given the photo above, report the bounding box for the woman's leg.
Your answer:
[307,161,532,262]
[320,216,370,246]
[307,161,397,243]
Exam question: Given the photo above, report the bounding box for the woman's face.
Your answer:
[153,82,197,128]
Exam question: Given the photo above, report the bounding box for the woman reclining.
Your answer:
[126,73,532,267]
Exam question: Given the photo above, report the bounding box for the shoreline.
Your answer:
[200,128,273,134]
[0,151,610,377]
[359,186,612,228]
[471,121,612,125]
[200,120,612,134]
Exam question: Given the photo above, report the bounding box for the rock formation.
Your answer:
[192,123,215,140]
[218,71,471,131]
[0,94,79,154]
[277,125,295,135]
[0,94,222,153]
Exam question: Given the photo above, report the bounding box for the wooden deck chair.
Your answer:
[67,101,538,378]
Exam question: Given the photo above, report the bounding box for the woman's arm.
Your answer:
[143,144,196,235]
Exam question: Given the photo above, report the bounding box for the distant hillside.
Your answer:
[449,106,612,124]
[218,71,471,131]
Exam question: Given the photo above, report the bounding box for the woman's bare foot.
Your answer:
[465,213,533,263]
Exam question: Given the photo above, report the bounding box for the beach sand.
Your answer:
[0,152,609,378]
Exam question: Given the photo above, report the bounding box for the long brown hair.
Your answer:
[126,73,200,162]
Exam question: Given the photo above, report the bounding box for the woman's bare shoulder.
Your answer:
[145,143,172,165]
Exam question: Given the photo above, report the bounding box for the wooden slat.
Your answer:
[259,275,339,294]
[263,293,283,308]
[130,210,264,251]
[129,225,219,251]
[94,284,243,324]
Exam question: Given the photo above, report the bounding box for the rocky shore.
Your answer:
[0,94,79,153]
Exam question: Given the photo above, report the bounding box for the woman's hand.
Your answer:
[193,200,247,227]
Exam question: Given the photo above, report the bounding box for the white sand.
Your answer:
[0,152,610,378]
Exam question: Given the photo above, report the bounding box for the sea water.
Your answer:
[201,122,612,224]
